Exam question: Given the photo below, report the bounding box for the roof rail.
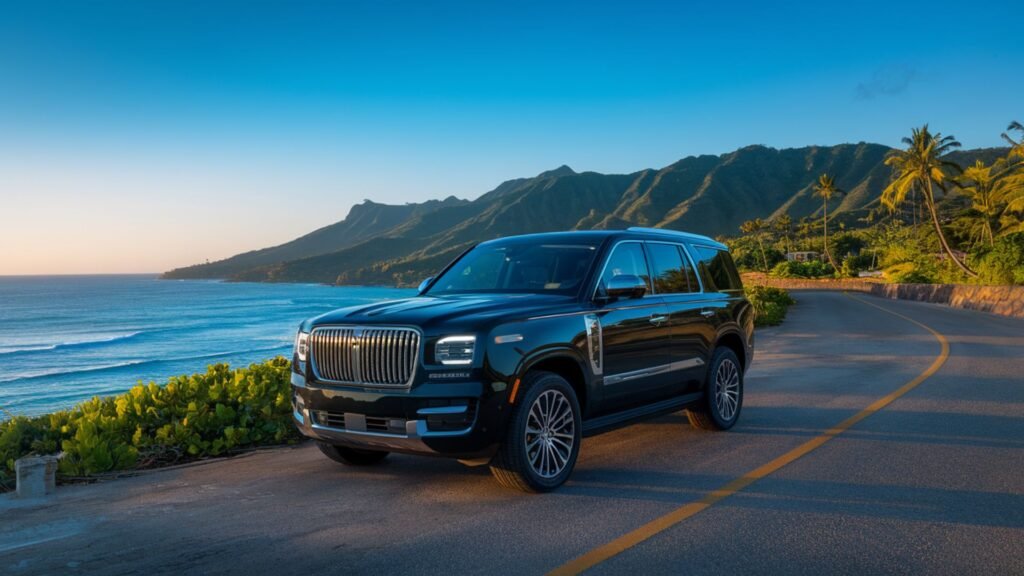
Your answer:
[626,227,725,248]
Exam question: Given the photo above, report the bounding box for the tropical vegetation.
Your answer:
[731,122,1024,285]
[0,358,297,489]
[745,286,797,326]
[813,173,843,269]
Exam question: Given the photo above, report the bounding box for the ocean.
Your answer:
[0,275,413,417]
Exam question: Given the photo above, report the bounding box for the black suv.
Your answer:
[291,227,753,492]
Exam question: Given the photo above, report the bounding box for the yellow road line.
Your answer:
[548,293,950,576]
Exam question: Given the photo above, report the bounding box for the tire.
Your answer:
[490,370,582,493]
[686,347,743,431]
[316,441,390,466]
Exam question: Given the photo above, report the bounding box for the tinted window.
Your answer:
[693,246,743,292]
[428,241,598,295]
[647,243,698,294]
[598,242,651,295]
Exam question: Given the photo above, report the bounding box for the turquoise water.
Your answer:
[0,275,413,416]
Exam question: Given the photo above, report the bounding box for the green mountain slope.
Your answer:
[163,196,468,279]
[162,143,1003,286]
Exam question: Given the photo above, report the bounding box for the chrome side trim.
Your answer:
[603,357,705,386]
[584,314,603,376]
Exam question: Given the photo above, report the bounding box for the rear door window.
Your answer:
[646,243,698,294]
[692,246,743,293]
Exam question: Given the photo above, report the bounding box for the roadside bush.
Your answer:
[884,261,937,284]
[769,260,834,279]
[0,358,298,485]
[745,285,796,327]
[974,233,1024,285]
[840,253,875,277]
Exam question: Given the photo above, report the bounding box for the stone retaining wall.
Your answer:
[748,277,1024,319]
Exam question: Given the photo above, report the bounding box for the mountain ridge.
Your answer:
[162,143,1006,286]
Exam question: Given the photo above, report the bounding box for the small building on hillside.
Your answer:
[786,251,821,263]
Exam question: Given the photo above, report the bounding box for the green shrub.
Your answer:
[769,260,834,279]
[0,358,297,484]
[745,285,796,327]
[974,233,1024,285]
[884,261,937,284]
[840,253,875,277]
[729,238,786,272]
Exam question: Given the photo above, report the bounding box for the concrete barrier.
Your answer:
[748,276,1024,320]
[15,454,60,498]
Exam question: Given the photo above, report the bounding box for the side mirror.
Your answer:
[604,275,647,300]
[417,276,434,294]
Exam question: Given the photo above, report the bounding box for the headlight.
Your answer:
[295,330,310,362]
[435,335,475,365]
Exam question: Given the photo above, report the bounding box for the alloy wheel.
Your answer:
[525,389,575,479]
[714,358,740,421]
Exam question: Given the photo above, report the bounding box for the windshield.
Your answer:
[426,240,599,296]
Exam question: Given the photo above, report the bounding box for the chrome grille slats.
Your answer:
[341,328,355,381]
[309,326,418,387]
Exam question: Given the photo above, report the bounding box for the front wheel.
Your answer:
[686,347,743,431]
[490,371,581,493]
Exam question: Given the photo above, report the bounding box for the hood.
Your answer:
[306,293,579,333]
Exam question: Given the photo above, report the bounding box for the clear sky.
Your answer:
[2,0,1021,274]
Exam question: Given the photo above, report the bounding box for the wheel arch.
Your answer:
[518,349,591,416]
[714,329,748,372]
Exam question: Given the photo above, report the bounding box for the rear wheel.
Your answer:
[316,441,390,466]
[686,347,743,431]
[490,371,581,493]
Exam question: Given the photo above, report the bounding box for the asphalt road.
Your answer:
[3,291,1023,575]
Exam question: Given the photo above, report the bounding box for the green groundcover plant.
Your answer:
[0,357,299,487]
[745,285,796,327]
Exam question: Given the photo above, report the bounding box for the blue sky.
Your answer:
[1,0,1022,273]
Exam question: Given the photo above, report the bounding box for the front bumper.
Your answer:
[291,372,508,460]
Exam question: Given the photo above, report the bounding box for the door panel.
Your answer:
[593,241,674,410]
[661,293,715,394]
[598,298,674,407]
[646,242,713,394]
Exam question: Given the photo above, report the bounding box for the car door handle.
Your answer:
[649,315,668,324]
[700,310,715,318]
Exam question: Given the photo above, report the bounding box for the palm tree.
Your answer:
[998,121,1024,235]
[812,173,843,269]
[954,160,1003,247]
[739,218,770,272]
[1002,121,1024,159]
[795,216,814,249]
[773,213,793,254]
[882,125,976,278]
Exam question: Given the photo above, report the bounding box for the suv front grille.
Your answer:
[309,326,420,387]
